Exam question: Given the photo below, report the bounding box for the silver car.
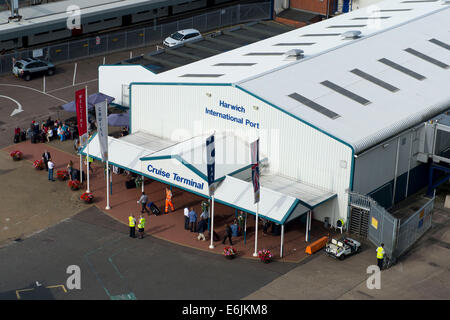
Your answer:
[163,29,202,47]
[13,58,55,81]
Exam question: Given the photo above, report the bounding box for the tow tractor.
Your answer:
[325,237,361,260]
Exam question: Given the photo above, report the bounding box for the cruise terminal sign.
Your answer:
[144,162,207,194]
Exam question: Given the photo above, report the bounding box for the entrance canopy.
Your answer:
[139,133,252,196]
[214,176,308,225]
[83,131,335,223]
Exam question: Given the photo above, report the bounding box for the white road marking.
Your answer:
[0,83,68,104]
[0,95,24,117]
[46,78,98,94]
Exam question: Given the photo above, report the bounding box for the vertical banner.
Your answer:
[251,139,260,204]
[206,134,215,195]
[94,100,108,162]
[75,88,88,146]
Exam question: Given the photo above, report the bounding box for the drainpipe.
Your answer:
[326,0,330,19]
[405,131,414,198]
[392,138,401,207]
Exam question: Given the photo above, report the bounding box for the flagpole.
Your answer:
[244,212,247,244]
[105,160,110,210]
[253,202,259,257]
[209,194,215,249]
[85,86,90,193]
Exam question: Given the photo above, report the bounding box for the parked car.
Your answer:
[163,29,202,47]
[12,58,55,81]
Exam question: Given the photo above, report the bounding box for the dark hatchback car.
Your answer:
[12,58,55,81]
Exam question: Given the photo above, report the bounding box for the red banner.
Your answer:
[76,88,87,138]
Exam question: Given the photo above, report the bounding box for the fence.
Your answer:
[0,2,271,74]
[394,195,434,258]
[348,191,434,266]
[348,192,398,261]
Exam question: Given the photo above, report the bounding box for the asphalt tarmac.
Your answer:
[0,206,297,300]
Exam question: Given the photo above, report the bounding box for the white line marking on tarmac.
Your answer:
[0,84,68,104]
[46,78,98,94]
[0,95,24,117]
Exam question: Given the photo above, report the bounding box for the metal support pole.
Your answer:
[209,195,215,249]
[141,175,144,192]
[43,75,45,93]
[306,211,310,242]
[80,154,83,183]
[392,138,401,207]
[253,202,259,257]
[280,224,284,258]
[405,132,414,198]
[73,63,77,86]
[105,160,110,210]
[244,212,247,244]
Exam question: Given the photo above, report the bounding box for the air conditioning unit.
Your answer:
[284,49,304,61]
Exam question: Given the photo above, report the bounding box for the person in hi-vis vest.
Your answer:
[138,214,146,239]
[129,214,136,238]
[376,243,385,270]
[165,187,174,214]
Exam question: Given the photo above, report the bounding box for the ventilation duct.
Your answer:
[284,49,304,61]
[341,30,362,39]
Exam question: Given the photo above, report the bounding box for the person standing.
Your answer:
[197,219,207,241]
[67,160,74,181]
[184,207,190,230]
[165,187,174,214]
[138,214,146,239]
[222,224,233,245]
[48,158,55,181]
[129,214,136,238]
[200,205,210,229]
[188,207,197,232]
[42,150,51,171]
[138,192,150,214]
[377,243,385,270]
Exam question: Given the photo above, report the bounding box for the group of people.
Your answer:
[184,205,210,241]
[128,213,146,239]
[14,117,78,145]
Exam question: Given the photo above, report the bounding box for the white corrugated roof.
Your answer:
[255,174,336,208]
[214,176,304,224]
[152,0,447,84]
[82,130,176,172]
[240,6,450,153]
[142,133,251,181]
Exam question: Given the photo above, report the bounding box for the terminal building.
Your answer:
[88,0,450,247]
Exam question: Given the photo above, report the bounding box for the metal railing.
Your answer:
[0,2,271,74]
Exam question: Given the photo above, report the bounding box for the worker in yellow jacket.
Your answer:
[165,187,174,214]
[138,214,146,239]
[129,214,136,238]
[376,243,385,270]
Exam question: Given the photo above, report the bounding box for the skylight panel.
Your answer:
[428,38,450,51]
[404,48,449,69]
[350,69,400,92]
[378,58,426,80]
[213,63,256,66]
[288,93,340,120]
[320,80,371,105]
[180,74,224,77]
